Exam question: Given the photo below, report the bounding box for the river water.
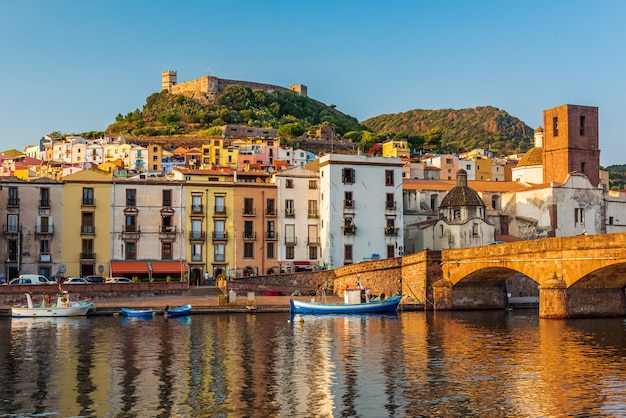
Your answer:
[0,310,624,417]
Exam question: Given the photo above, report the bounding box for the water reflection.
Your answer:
[0,311,624,416]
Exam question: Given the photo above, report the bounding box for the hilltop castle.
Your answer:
[161,70,307,104]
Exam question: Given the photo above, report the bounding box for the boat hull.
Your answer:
[164,304,192,317]
[12,306,91,317]
[121,308,155,317]
[290,295,402,314]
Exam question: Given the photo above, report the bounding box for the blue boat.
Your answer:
[164,304,192,318]
[121,307,155,317]
[290,290,402,315]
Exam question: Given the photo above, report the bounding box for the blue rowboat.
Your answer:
[164,304,192,317]
[121,307,155,317]
[290,295,402,315]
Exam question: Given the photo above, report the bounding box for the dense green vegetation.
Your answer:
[361,106,534,155]
[106,85,364,138]
[605,165,626,190]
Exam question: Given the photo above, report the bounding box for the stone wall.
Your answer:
[226,270,334,295]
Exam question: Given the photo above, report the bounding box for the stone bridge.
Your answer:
[435,232,626,318]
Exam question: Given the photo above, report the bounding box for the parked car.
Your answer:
[10,275,50,285]
[84,275,105,283]
[64,277,90,284]
[48,275,67,283]
[105,277,132,283]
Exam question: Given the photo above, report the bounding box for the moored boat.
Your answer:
[121,307,155,317]
[290,287,402,315]
[11,292,95,318]
[164,304,192,317]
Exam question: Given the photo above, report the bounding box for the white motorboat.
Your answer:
[11,292,95,317]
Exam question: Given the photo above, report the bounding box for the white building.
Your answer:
[275,166,321,270]
[318,154,404,269]
[511,127,544,184]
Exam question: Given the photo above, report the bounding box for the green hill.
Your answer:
[361,106,534,155]
[106,85,364,138]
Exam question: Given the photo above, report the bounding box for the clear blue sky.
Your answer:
[1,1,625,166]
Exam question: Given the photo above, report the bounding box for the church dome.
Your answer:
[440,169,485,207]
[517,146,543,167]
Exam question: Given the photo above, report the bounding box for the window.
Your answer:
[39,216,50,233]
[82,239,94,257]
[580,115,585,136]
[285,224,296,244]
[214,244,225,262]
[387,245,395,258]
[244,221,254,239]
[581,162,586,174]
[266,198,276,215]
[40,240,50,258]
[309,180,317,189]
[126,189,136,207]
[40,188,50,207]
[192,194,202,213]
[342,168,355,184]
[7,214,18,233]
[192,244,202,262]
[81,212,94,234]
[266,220,276,239]
[385,193,395,209]
[286,179,294,188]
[244,197,254,215]
[214,220,225,239]
[492,196,500,210]
[430,195,438,211]
[162,242,173,260]
[163,189,172,207]
[286,246,295,260]
[446,158,453,164]
[344,244,353,263]
[472,224,479,236]
[161,215,173,232]
[125,215,137,232]
[191,219,202,239]
[215,195,225,213]
[8,187,18,206]
[285,199,295,217]
[575,208,585,226]
[553,116,558,136]
[8,239,17,261]
[82,187,94,205]
[266,242,275,259]
[244,242,254,258]
[309,246,318,260]
[308,200,318,218]
[308,225,319,244]
[609,216,614,225]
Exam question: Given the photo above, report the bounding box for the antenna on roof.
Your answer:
[207,67,211,76]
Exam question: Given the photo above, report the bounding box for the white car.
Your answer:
[63,277,90,284]
[105,277,132,283]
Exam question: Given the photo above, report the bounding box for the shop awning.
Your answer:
[293,261,311,266]
[149,261,188,274]
[110,261,150,275]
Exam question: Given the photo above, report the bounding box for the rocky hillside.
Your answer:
[362,106,534,155]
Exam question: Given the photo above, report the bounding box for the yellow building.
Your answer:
[382,139,410,159]
[62,169,112,277]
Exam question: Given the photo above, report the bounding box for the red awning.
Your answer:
[150,261,188,274]
[293,261,310,266]
[110,261,150,275]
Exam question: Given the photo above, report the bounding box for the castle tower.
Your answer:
[542,104,600,186]
[162,70,177,92]
[289,84,308,97]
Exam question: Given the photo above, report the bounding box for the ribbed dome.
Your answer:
[440,169,484,207]
[517,146,543,167]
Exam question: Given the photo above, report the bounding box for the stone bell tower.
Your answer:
[162,70,177,92]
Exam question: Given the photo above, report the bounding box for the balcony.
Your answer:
[343,225,357,236]
[81,225,95,235]
[243,232,256,241]
[39,199,51,209]
[6,252,17,262]
[214,206,227,217]
[285,209,295,218]
[212,231,228,241]
[2,224,19,235]
[8,198,19,207]
[122,225,141,240]
[189,231,205,241]
[80,252,96,260]
[82,198,95,207]
[40,253,51,262]
[307,236,320,245]
[243,208,256,216]
[265,231,277,240]
[160,225,177,240]
[191,204,203,214]
[35,225,54,236]
[191,254,203,262]
[385,201,397,211]
[344,199,355,210]
[308,211,319,219]
[265,208,277,216]
[385,226,399,236]
[284,236,297,245]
